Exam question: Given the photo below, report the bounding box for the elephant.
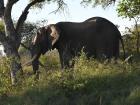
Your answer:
[28,16,125,74]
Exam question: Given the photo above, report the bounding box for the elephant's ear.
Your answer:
[49,25,60,46]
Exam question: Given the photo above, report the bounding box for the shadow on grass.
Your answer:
[1,68,140,105]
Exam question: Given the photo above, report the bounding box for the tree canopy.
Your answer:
[117,0,140,53]
[81,0,116,8]
[117,0,140,18]
[27,0,117,11]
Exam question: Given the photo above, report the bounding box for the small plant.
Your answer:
[0,57,12,95]
[39,50,60,69]
[1,51,140,105]
[0,21,4,32]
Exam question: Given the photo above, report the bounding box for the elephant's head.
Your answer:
[25,25,60,73]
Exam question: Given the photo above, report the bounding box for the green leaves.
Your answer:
[117,0,140,18]
[81,0,116,8]
[117,0,140,53]
[29,0,66,10]
[0,21,4,32]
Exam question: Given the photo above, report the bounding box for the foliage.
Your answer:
[0,20,4,32]
[123,34,136,53]
[117,0,140,18]
[123,25,140,53]
[20,22,37,49]
[39,50,60,69]
[30,0,67,13]
[117,0,140,53]
[29,0,45,8]
[0,57,14,95]
[1,51,140,105]
[30,0,116,10]
[81,0,116,8]
[0,21,36,55]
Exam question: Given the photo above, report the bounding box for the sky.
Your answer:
[9,0,135,33]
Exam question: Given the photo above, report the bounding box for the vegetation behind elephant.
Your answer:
[27,16,125,74]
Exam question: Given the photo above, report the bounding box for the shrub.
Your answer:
[0,57,12,95]
[1,52,140,105]
[0,21,4,32]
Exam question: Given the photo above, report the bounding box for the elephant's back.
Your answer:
[55,22,94,39]
[85,17,121,50]
[84,16,115,26]
[85,17,121,37]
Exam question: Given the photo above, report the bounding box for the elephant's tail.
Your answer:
[120,36,126,60]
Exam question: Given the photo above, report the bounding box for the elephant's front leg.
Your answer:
[58,51,64,69]
[63,52,72,69]
[32,59,40,80]
[58,48,73,69]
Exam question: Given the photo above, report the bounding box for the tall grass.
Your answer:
[0,52,140,105]
[0,57,12,95]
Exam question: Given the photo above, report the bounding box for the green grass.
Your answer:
[1,51,140,105]
[0,21,4,32]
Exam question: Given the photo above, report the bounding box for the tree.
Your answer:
[0,0,117,85]
[0,0,4,17]
[0,0,66,85]
[123,25,140,53]
[0,21,37,50]
[117,0,140,53]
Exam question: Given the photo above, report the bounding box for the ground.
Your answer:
[0,50,140,105]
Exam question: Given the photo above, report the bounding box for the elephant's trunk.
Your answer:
[22,54,38,67]
[22,54,46,68]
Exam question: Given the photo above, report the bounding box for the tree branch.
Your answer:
[49,0,67,14]
[125,27,137,36]
[8,0,19,4]
[4,0,19,36]
[0,31,8,43]
[3,0,20,49]
[16,0,45,34]
[81,0,116,8]
[0,0,5,17]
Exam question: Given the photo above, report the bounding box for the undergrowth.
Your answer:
[0,52,140,105]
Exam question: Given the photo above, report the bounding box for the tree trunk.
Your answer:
[3,42,22,85]
[0,0,22,85]
[0,0,4,17]
[136,34,140,53]
[136,28,140,54]
[0,0,45,85]
[133,17,140,54]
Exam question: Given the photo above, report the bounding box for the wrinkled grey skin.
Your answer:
[30,17,125,74]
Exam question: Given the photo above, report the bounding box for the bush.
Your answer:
[1,52,140,105]
[0,57,12,95]
[0,21,4,32]
[39,50,60,69]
